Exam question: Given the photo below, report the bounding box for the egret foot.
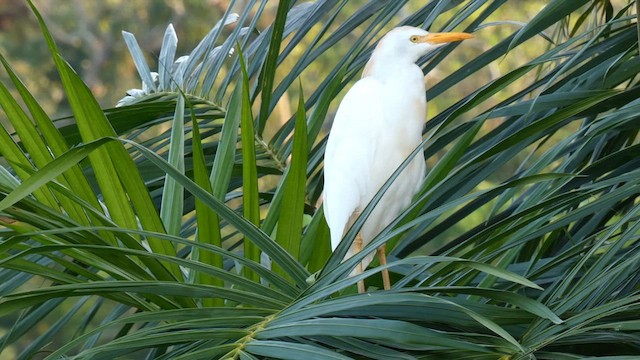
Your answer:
[355,234,366,293]
[377,244,391,290]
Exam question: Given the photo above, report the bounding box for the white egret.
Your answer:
[323,27,473,293]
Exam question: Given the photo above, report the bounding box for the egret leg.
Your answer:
[377,244,391,290]
[354,234,366,293]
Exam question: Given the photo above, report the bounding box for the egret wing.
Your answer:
[323,77,385,251]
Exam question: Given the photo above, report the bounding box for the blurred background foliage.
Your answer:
[1,0,557,120]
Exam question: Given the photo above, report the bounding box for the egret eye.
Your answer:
[410,35,419,43]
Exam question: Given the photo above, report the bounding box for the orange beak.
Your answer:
[419,32,474,44]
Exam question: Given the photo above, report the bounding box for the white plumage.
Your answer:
[323,26,473,292]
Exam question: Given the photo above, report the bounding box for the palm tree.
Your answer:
[0,0,639,358]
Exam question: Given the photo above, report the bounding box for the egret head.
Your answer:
[373,26,473,63]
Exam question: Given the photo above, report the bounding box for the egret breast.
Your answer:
[355,79,426,267]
